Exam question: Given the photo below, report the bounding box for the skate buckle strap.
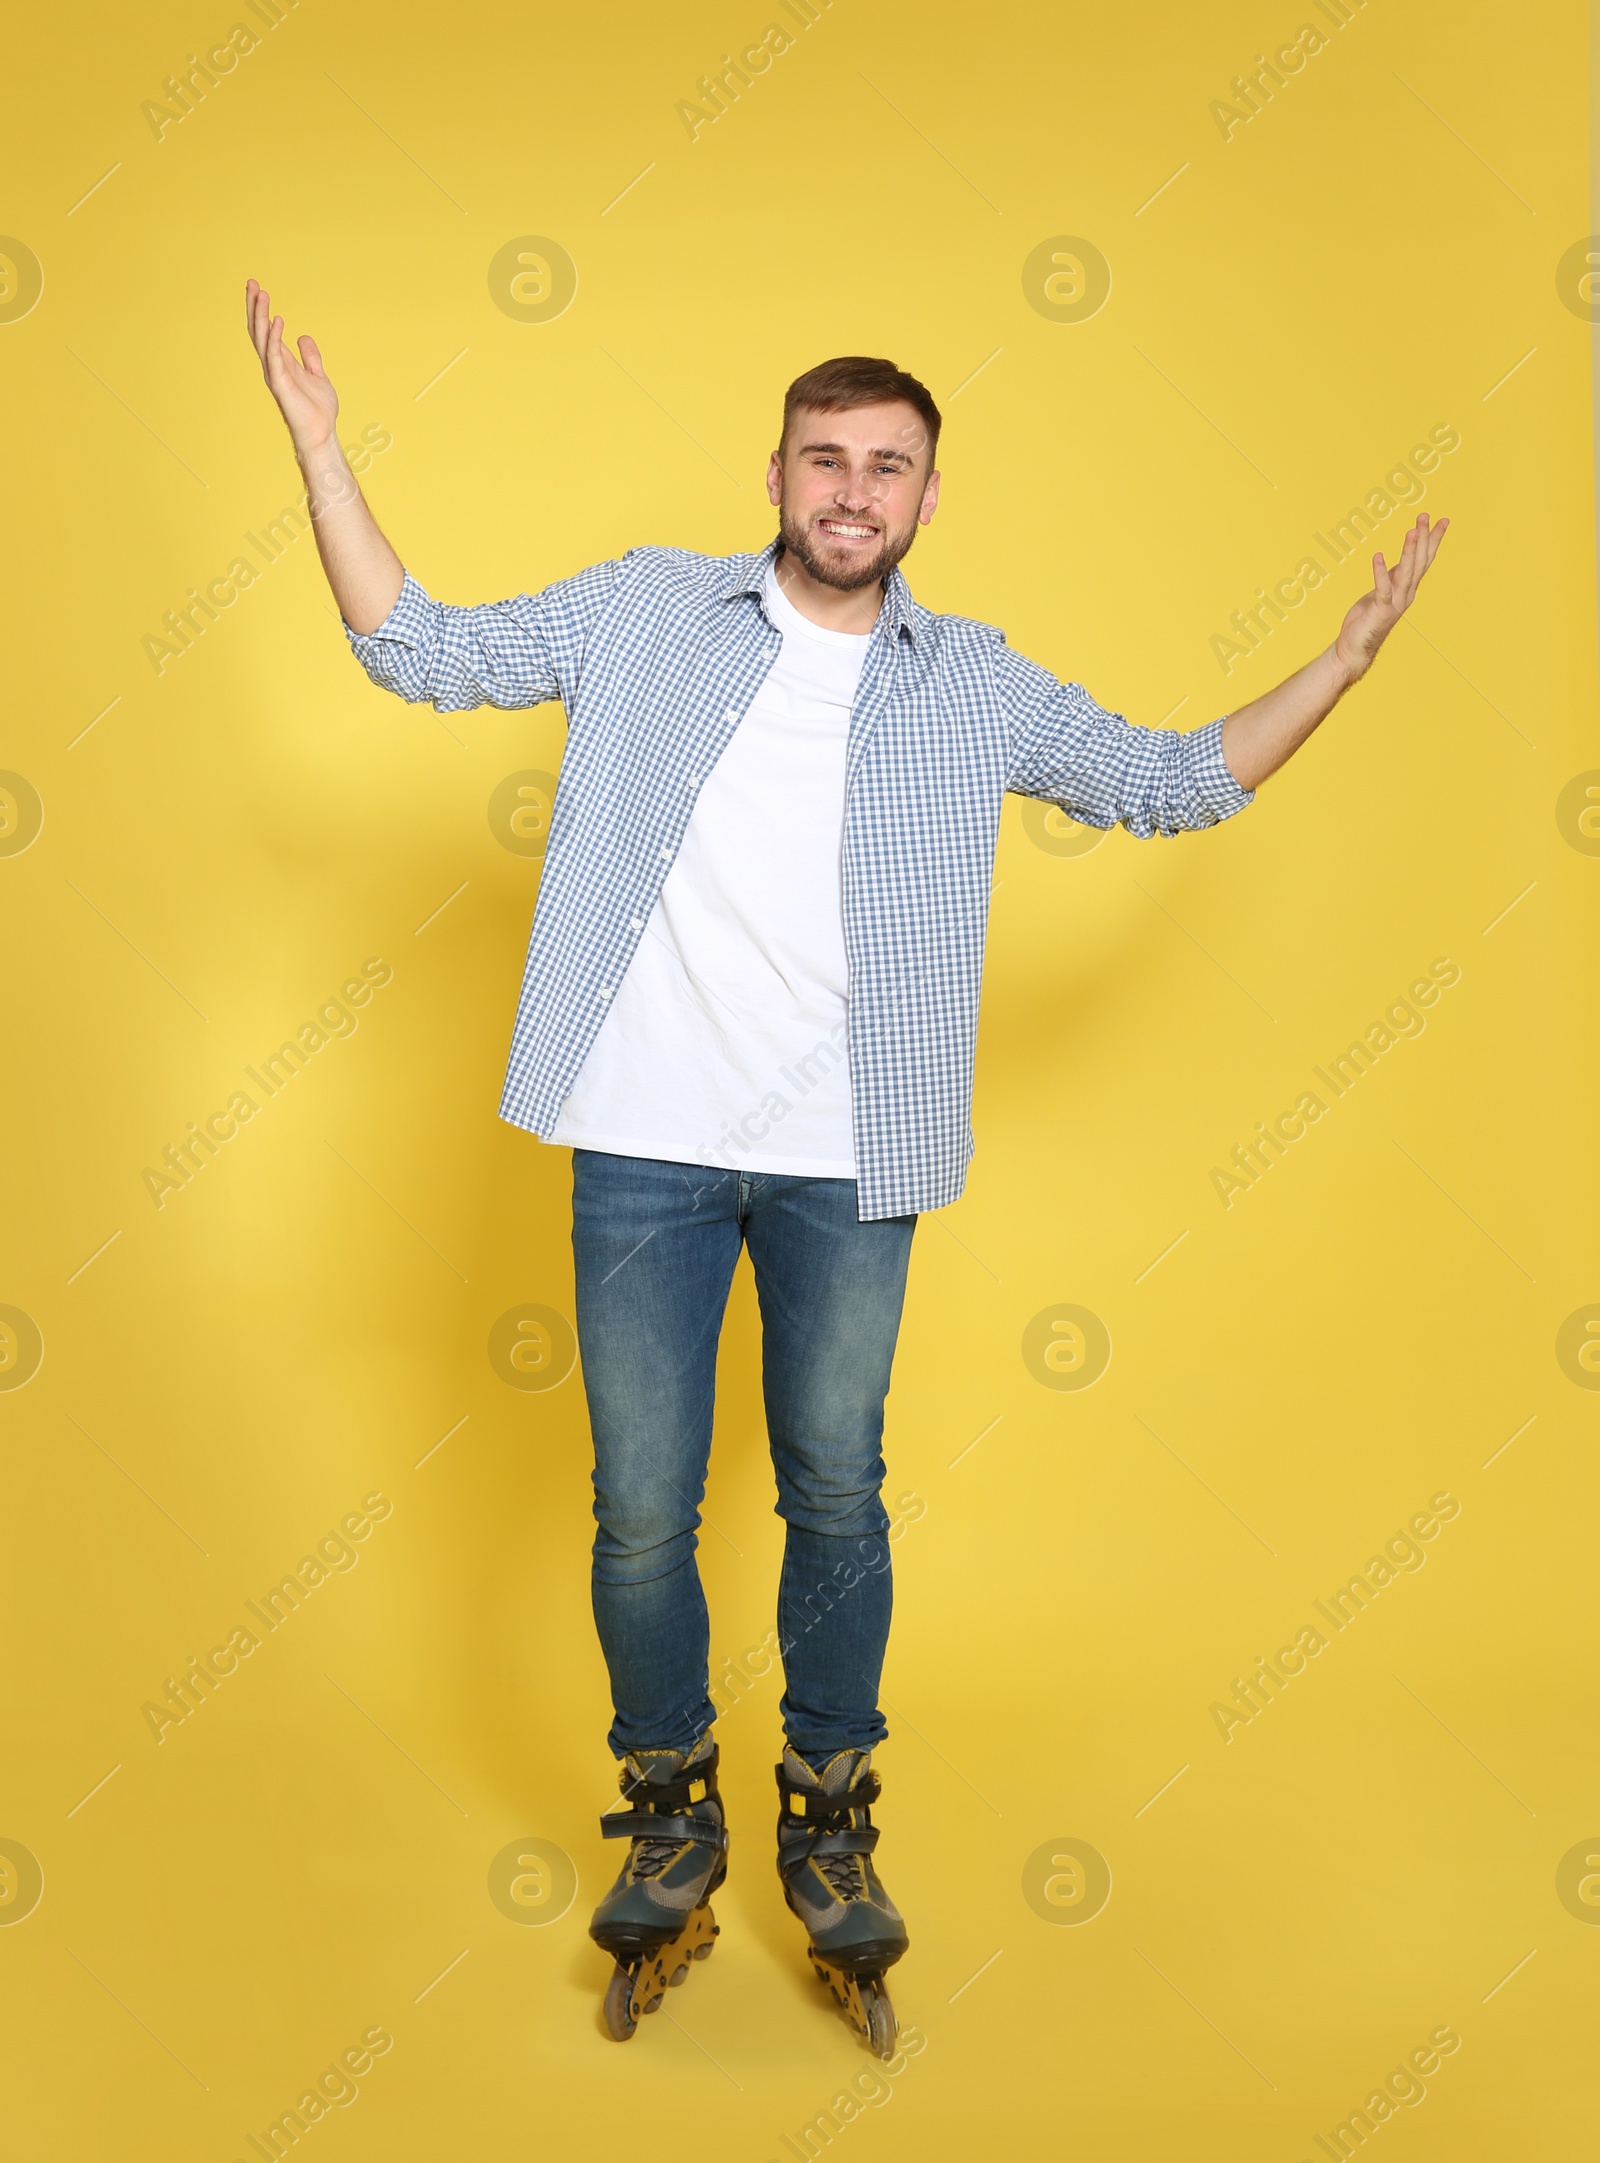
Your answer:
[619,1769,719,1812]
[800,1824,878,1854]
[616,1742,721,1816]
[599,1806,730,1851]
[776,1823,879,1884]
[774,1763,881,1819]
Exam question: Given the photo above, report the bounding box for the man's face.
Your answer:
[766,400,940,592]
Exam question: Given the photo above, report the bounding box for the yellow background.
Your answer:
[3,0,1596,2154]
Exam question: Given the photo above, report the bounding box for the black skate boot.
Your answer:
[775,1744,907,2057]
[591,1734,728,2041]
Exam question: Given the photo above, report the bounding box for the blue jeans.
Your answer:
[571,1151,916,1763]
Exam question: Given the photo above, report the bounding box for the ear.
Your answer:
[766,449,784,507]
[918,468,941,526]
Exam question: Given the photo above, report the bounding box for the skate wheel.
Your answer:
[667,1962,690,1988]
[691,1939,715,1961]
[860,1979,898,2060]
[602,1966,638,2042]
[641,1991,664,2015]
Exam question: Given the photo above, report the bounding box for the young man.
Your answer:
[244,281,1447,2055]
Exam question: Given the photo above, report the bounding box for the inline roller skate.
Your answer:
[775,1744,907,2057]
[591,1733,727,2041]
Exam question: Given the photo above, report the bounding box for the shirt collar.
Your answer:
[721,535,919,644]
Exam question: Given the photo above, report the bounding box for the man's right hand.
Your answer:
[242,278,405,636]
[246,278,340,454]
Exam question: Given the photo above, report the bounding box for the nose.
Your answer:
[831,473,882,515]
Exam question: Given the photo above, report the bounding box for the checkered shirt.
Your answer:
[345,537,1253,1220]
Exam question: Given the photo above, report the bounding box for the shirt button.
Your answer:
[659,847,670,863]
[600,986,613,1000]
[629,917,642,931]
[725,708,738,722]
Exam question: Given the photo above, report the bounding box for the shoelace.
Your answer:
[814,1844,867,1902]
[626,1756,715,1880]
[794,1776,869,1901]
[630,1827,687,1880]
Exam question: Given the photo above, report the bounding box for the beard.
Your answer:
[776,501,921,592]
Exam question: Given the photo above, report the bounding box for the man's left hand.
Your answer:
[1333,512,1450,683]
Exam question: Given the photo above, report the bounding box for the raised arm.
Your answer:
[1218,512,1449,790]
[1005,510,1451,833]
[245,279,403,635]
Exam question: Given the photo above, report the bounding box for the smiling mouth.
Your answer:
[815,517,881,544]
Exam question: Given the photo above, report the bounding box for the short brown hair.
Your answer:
[780,355,942,471]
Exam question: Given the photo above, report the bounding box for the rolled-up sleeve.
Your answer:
[998,639,1254,837]
[343,556,621,714]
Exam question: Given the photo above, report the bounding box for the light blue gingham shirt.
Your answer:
[346,538,1253,1220]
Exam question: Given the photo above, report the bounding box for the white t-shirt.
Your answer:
[548,563,871,1176]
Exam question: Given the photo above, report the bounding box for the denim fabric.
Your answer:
[571,1149,915,1760]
